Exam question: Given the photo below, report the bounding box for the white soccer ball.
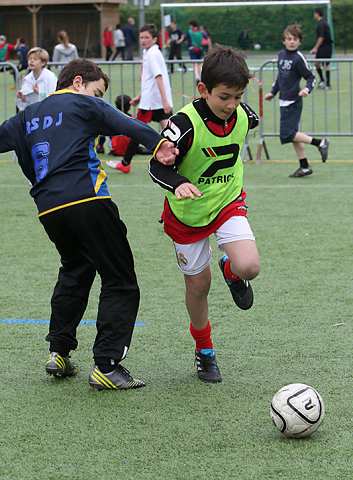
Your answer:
[270,383,325,438]
[254,43,261,50]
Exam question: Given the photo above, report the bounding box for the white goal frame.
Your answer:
[160,1,332,54]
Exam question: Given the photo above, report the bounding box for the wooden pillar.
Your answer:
[94,3,120,58]
[26,5,42,47]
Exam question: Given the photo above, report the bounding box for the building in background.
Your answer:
[0,0,127,59]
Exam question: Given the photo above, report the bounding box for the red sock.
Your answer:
[224,258,240,282]
[190,321,213,352]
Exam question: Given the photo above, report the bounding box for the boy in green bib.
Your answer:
[149,44,260,383]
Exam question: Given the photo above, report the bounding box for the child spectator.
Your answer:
[311,7,333,89]
[52,30,79,73]
[112,24,125,60]
[149,44,260,383]
[166,21,187,74]
[237,27,253,57]
[16,47,57,110]
[16,37,29,72]
[0,34,19,87]
[103,26,114,61]
[183,20,206,84]
[0,58,178,390]
[107,24,172,174]
[265,24,329,177]
[0,34,17,63]
[158,28,170,51]
[200,25,212,54]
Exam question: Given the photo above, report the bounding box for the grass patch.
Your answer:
[0,155,352,479]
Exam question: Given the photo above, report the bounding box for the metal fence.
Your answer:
[0,62,19,123]
[2,57,352,163]
[256,57,353,162]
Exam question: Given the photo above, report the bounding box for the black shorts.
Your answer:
[279,98,303,144]
[316,45,332,64]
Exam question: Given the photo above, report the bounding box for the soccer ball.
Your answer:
[254,43,261,50]
[270,383,325,438]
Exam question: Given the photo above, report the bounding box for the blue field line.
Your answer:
[1,319,146,326]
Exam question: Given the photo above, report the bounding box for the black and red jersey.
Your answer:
[149,97,259,193]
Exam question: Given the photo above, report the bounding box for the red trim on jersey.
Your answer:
[205,117,236,136]
[161,189,247,244]
[207,147,216,157]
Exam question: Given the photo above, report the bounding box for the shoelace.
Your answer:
[196,352,216,369]
[116,364,133,380]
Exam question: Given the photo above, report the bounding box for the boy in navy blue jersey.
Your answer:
[0,59,177,390]
[265,24,329,178]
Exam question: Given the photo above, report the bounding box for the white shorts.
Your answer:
[174,216,255,275]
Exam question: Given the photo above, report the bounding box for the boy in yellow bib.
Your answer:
[149,44,260,382]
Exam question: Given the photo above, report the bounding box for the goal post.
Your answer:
[160,1,333,56]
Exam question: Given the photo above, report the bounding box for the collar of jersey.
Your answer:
[50,88,78,96]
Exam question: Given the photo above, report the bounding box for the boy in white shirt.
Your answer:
[107,23,173,173]
[16,47,57,109]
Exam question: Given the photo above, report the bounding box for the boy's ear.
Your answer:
[72,75,83,91]
[197,82,208,98]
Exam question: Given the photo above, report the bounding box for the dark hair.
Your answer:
[56,59,110,91]
[283,24,303,42]
[115,94,131,114]
[189,20,198,28]
[19,36,26,44]
[314,7,324,17]
[139,24,158,39]
[201,44,251,92]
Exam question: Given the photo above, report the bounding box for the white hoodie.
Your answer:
[52,43,79,71]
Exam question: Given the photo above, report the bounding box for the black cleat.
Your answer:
[195,349,222,383]
[289,166,313,178]
[46,352,77,377]
[219,255,254,310]
[318,138,329,162]
[89,365,146,390]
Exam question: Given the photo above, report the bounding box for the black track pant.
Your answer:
[39,199,140,364]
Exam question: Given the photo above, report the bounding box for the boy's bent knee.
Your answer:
[234,256,260,281]
[246,260,260,280]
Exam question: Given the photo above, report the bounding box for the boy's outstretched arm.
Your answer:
[154,140,179,165]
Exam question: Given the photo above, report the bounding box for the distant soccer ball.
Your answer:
[254,43,261,50]
[270,383,325,438]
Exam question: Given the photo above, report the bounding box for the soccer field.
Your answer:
[0,154,352,479]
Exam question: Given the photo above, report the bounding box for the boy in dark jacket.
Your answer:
[265,25,329,177]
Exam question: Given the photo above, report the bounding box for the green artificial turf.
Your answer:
[1,51,352,480]
[0,154,352,479]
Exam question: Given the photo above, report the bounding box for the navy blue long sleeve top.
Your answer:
[270,48,316,101]
[0,90,164,216]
